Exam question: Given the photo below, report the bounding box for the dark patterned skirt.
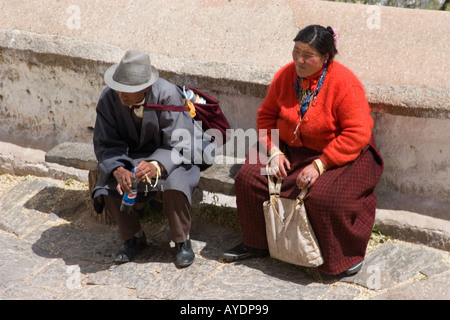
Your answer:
[235,136,384,275]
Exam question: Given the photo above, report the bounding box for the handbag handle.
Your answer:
[268,174,282,197]
[267,170,308,201]
[296,187,308,201]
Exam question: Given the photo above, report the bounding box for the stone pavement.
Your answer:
[0,176,449,301]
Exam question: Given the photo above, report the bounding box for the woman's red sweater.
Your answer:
[257,60,373,168]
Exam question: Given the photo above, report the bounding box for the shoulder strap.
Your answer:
[143,104,189,112]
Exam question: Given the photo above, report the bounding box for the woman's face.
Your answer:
[292,42,328,78]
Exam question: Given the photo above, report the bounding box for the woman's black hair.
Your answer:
[293,25,338,60]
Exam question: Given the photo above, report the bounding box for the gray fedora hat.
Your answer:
[104,50,159,93]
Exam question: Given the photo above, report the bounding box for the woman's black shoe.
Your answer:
[341,261,363,277]
[222,243,269,262]
[318,261,364,282]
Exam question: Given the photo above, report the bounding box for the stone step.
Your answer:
[0,177,448,300]
[0,177,88,237]
[44,142,97,171]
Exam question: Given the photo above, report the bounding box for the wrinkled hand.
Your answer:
[113,167,133,195]
[134,161,160,183]
[268,154,291,179]
[296,163,319,189]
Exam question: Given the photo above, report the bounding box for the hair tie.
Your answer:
[330,26,339,46]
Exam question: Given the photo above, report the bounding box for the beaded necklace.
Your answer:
[292,61,328,143]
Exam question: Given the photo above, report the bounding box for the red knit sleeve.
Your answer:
[320,84,373,167]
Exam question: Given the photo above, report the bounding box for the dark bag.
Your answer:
[182,87,231,145]
[143,87,230,171]
[144,87,230,145]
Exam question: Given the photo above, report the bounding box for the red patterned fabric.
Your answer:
[235,136,383,275]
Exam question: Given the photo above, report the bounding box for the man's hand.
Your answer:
[113,167,133,195]
[134,161,160,183]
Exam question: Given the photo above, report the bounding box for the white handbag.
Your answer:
[263,174,323,267]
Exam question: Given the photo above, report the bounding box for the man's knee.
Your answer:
[162,189,187,202]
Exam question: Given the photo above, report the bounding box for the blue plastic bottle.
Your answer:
[120,168,138,214]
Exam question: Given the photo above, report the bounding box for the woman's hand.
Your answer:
[269,153,291,179]
[296,163,319,189]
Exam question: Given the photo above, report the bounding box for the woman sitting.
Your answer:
[223,25,384,277]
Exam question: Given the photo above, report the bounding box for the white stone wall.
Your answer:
[373,112,450,202]
[0,51,102,149]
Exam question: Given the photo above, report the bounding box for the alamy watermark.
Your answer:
[66,265,81,289]
[366,5,381,29]
[66,5,81,30]
[365,265,382,290]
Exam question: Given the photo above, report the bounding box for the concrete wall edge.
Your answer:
[1,29,449,119]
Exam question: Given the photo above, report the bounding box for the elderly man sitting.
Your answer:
[92,50,213,268]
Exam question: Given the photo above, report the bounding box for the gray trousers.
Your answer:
[104,190,191,243]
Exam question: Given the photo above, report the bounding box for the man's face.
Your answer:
[115,87,150,106]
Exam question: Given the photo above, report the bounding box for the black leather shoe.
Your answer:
[175,238,195,268]
[114,232,147,264]
[222,243,269,262]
